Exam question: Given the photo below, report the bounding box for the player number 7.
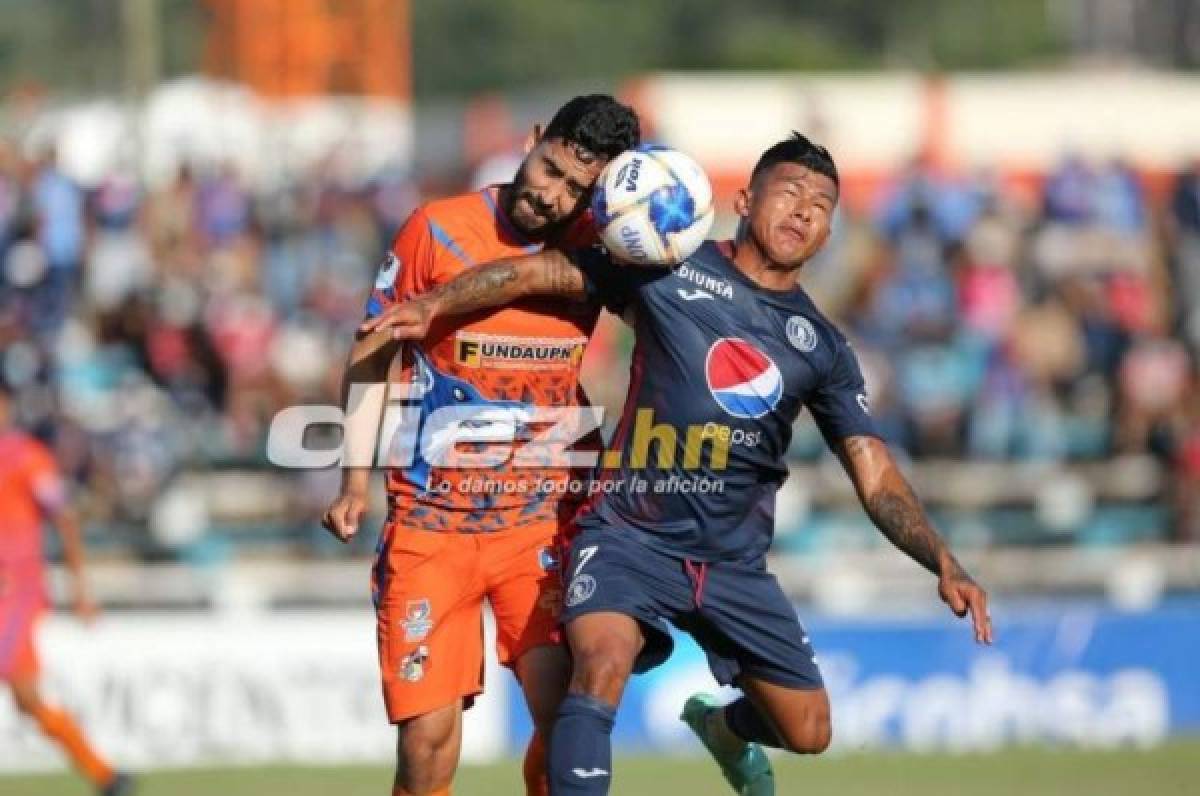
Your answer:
[574,545,599,578]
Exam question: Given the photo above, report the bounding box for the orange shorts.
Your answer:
[373,519,564,723]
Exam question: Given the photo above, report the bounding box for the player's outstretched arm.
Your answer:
[358,250,588,344]
[49,505,98,623]
[320,332,399,544]
[835,435,994,644]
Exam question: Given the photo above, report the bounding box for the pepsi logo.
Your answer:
[705,338,783,419]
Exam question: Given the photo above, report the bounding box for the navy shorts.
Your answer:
[561,523,823,690]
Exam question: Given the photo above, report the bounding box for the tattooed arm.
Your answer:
[357,249,587,349]
[835,435,994,644]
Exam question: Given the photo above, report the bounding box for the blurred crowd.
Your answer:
[803,154,1200,541]
[0,139,420,550]
[1,136,1198,552]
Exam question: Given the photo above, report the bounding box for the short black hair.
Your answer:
[752,132,839,189]
[543,94,641,161]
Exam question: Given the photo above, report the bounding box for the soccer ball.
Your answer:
[591,144,714,266]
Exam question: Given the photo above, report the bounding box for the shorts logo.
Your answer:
[401,599,434,642]
[786,316,818,352]
[454,333,586,370]
[857,393,870,414]
[538,546,560,572]
[374,252,401,290]
[400,645,429,682]
[565,575,597,608]
[573,768,609,779]
[705,338,783,419]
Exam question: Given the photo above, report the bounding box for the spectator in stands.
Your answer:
[30,145,85,331]
[1168,159,1200,349]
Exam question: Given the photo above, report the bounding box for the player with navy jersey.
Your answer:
[364,133,993,795]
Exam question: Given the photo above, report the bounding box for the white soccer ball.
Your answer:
[592,144,714,266]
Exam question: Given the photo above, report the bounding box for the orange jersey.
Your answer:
[366,187,600,533]
[0,431,63,566]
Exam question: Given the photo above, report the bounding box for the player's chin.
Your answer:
[519,215,570,239]
[511,209,555,236]
[765,241,809,268]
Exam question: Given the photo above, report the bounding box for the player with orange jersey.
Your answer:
[0,383,132,795]
[321,95,640,796]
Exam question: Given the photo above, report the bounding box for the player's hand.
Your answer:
[322,490,368,543]
[359,298,436,342]
[938,568,993,645]
[73,593,100,625]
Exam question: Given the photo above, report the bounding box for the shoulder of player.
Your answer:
[398,194,491,244]
[788,294,855,365]
[419,191,488,223]
[9,433,54,470]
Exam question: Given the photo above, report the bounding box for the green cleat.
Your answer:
[680,693,775,796]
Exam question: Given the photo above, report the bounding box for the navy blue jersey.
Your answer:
[574,240,878,562]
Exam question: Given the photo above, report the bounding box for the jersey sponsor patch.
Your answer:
[705,338,784,419]
[676,262,734,299]
[454,332,587,370]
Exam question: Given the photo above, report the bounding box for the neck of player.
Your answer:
[730,231,803,293]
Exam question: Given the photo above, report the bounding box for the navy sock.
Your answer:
[724,697,784,748]
[549,693,616,795]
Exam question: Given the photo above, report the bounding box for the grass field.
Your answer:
[3,741,1198,795]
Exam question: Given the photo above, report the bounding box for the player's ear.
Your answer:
[733,186,752,219]
[523,125,542,155]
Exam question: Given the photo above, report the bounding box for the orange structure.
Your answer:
[203,0,411,99]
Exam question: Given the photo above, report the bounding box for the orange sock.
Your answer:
[523,730,549,796]
[31,704,114,787]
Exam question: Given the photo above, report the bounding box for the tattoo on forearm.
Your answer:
[545,258,583,295]
[842,436,872,459]
[428,263,519,314]
[866,481,958,577]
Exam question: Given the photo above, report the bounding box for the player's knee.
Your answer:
[569,644,634,702]
[520,664,567,736]
[518,648,568,734]
[398,728,448,767]
[524,699,556,742]
[530,708,556,742]
[396,721,456,791]
[780,711,832,755]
